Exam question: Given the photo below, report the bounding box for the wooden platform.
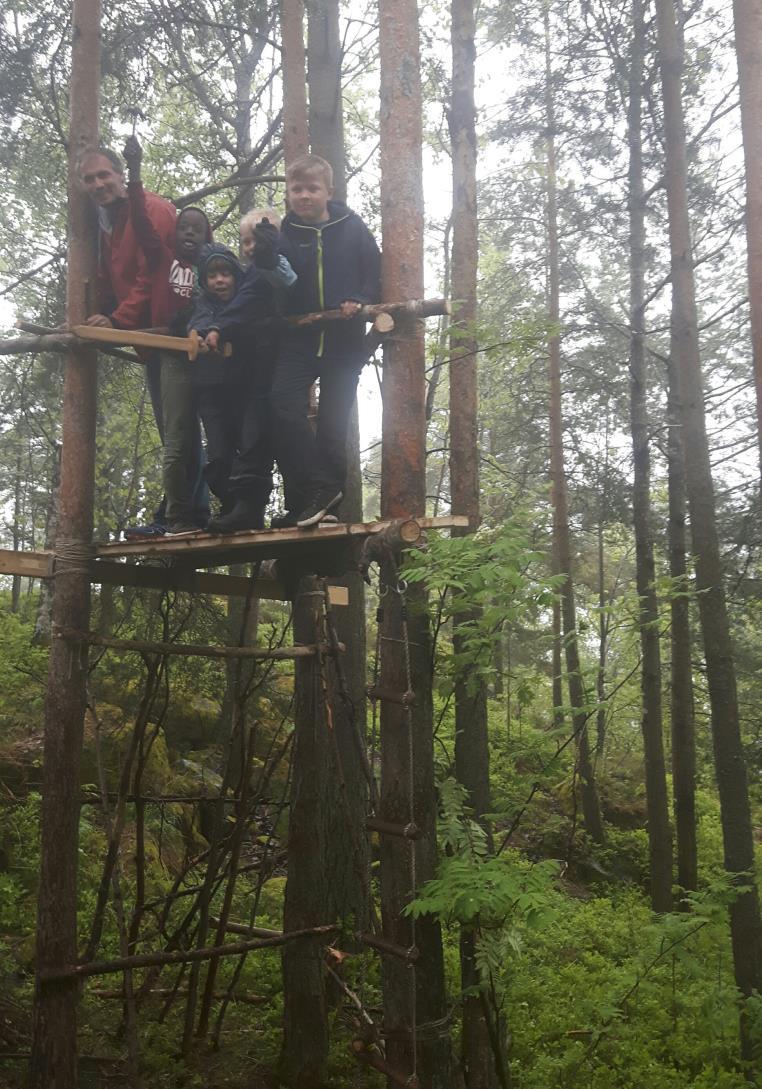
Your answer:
[0,516,468,601]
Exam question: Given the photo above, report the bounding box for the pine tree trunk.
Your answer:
[379,0,453,1082]
[627,0,673,912]
[281,0,309,164]
[733,0,762,479]
[656,0,762,1052]
[30,0,100,1083]
[543,6,604,844]
[449,0,497,1083]
[666,366,697,893]
[307,0,346,199]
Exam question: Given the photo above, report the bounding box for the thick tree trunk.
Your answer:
[379,0,453,1083]
[627,0,673,913]
[733,0,762,479]
[666,367,697,893]
[449,0,496,1083]
[543,8,604,845]
[29,0,100,1083]
[656,0,762,1053]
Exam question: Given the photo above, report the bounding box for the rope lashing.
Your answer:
[54,537,96,577]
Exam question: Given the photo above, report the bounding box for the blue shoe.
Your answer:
[123,522,167,540]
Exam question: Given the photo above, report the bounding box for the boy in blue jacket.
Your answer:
[192,239,296,533]
[270,154,381,528]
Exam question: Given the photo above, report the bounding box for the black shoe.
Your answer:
[123,521,166,540]
[271,511,299,529]
[207,500,265,534]
[166,521,202,536]
[296,490,343,529]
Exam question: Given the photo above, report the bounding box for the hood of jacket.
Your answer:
[197,242,244,290]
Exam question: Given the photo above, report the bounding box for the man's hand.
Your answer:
[340,300,362,318]
[122,135,143,180]
[204,331,220,352]
[252,219,279,271]
[85,314,114,328]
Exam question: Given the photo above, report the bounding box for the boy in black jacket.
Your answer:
[189,242,295,532]
[270,153,381,528]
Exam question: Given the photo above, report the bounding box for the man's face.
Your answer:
[287,172,332,224]
[176,211,207,263]
[79,154,126,206]
[205,260,236,302]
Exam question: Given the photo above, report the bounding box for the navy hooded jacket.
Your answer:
[188,243,245,385]
[277,201,381,358]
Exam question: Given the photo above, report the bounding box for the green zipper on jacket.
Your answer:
[291,214,350,359]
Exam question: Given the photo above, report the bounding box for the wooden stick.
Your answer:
[41,924,339,980]
[54,627,344,660]
[70,324,205,360]
[16,322,141,363]
[90,987,269,1006]
[280,297,449,329]
[209,916,282,939]
[350,1040,420,1089]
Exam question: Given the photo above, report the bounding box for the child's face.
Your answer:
[176,211,208,263]
[240,229,256,263]
[287,171,333,223]
[206,260,236,301]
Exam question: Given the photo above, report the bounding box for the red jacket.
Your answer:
[96,189,177,329]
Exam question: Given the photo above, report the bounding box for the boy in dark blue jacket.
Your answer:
[269,153,381,528]
[189,241,295,532]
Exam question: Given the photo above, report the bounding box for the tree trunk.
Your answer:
[449,0,496,1083]
[307,0,346,200]
[543,6,604,845]
[281,0,309,165]
[666,365,697,893]
[656,0,762,1054]
[29,0,100,1083]
[733,0,762,479]
[280,578,332,1088]
[379,0,453,1082]
[627,0,673,912]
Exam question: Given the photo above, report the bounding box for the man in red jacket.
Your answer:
[79,147,200,535]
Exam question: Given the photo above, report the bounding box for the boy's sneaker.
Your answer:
[296,490,343,529]
[270,511,299,529]
[165,521,202,536]
[123,521,166,540]
[207,501,265,535]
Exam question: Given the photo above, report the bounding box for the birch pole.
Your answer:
[30,0,100,1083]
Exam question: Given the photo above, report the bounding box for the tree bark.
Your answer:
[733,0,762,479]
[627,0,673,912]
[666,363,697,893]
[449,0,496,1083]
[307,0,346,201]
[656,0,762,1053]
[379,0,453,1082]
[29,0,100,1083]
[543,6,604,845]
[281,0,309,165]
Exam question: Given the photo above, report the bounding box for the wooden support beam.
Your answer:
[40,924,340,981]
[209,916,282,939]
[90,987,268,1006]
[359,933,420,963]
[54,627,344,661]
[366,686,416,707]
[366,817,420,840]
[0,549,350,605]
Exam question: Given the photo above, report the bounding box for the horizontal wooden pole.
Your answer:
[359,933,419,963]
[209,916,282,939]
[280,297,449,329]
[90,987,268,1005]
[41,924,339,981]
[55,627,344,660]
[366,817,420,840]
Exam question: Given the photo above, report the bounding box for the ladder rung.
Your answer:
[359,933,419,963]
[366,685,416,706]
[366,817,420,840]
[350,1040,420,1089]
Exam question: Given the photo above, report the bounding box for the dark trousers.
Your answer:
[147,352,209,526]
[198,374,274,509]
[270,346,364,511]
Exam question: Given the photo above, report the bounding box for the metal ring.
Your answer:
[396,578,408,594]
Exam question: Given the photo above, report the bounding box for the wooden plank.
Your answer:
[55,627,343,661]
[0,548,54,578]
[92,560,349,605]
[94,516,469,562]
